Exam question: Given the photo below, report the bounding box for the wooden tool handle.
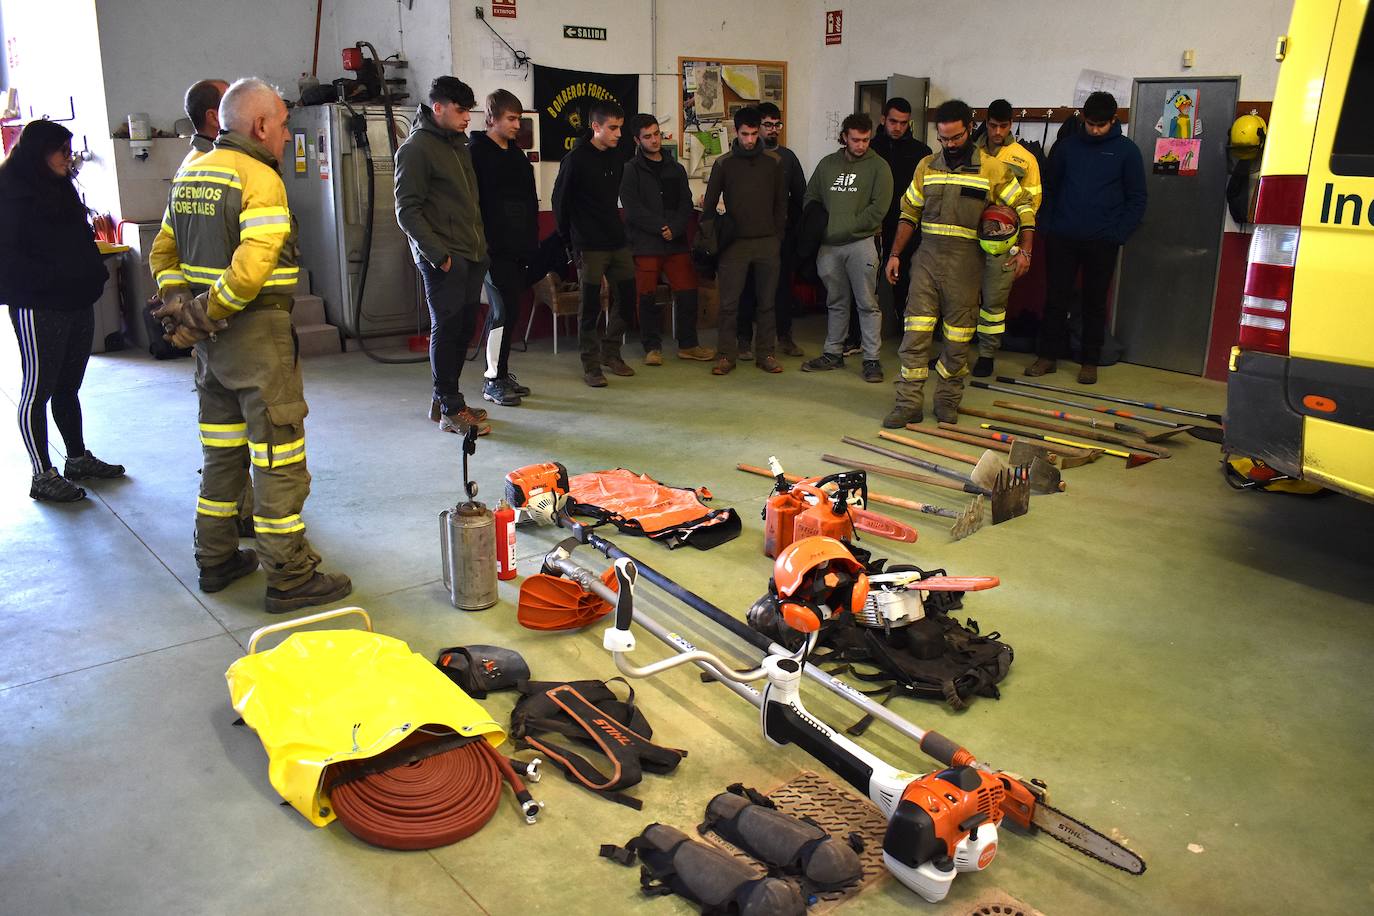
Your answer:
[901,424,1011,453]
[877,430,977,465]
[820,454,977,495]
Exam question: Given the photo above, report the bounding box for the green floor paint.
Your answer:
[2,321,1371,915]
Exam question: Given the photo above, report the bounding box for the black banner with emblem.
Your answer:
[532,64,638,161]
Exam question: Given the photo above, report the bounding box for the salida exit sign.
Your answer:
[825,10,843,45]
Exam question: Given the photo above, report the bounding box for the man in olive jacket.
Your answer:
[619,113,713,363]
[394,76,490,436]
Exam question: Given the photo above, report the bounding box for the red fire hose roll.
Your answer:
[327,732,528,850]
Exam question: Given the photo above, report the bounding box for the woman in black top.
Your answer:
[0,120,124,502]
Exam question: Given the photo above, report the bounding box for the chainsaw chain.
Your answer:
[1036,802,1147,875]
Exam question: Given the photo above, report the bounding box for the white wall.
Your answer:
[92,0,452,133]
[794,0,1291,170]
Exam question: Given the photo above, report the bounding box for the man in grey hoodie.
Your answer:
[394,76,491,436]
[801,113,893,382]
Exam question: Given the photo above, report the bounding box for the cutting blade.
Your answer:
[1032,802,1147,875]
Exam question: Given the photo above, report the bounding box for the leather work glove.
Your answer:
[154,291,227,347]
[150,287,190,336]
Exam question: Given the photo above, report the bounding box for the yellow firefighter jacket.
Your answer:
[150,132,299,321]
[980,136,1043,214]
[898,146,1036,242]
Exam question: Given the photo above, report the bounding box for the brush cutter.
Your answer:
[995,375,1223,424]
[932,423,1101,468]
[972,380,1192,441]
[523,531,1145,901]
[877,430,1065,495]
[841,437,1031,521]
[979,423,1158,468]
[985,378,1221,442]
[737,463,985,541]
[960,407,1170,458]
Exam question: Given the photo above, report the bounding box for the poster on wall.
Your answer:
[694,65,725,121]
[1153,138,1200,175]
[532,64,639,161]
[721,65,760,101]
[1156,87,1202,138]
[759,66,784,104]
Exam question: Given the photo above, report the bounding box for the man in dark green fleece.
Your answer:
[394,76,491,436]
[801,113,893,383]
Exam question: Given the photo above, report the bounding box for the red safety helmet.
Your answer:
[772,536,869,633]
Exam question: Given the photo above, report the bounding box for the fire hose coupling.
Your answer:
[516,789,544,825]
[509,755,542,783]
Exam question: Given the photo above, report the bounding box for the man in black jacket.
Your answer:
[871,97,932,327]
[469,89,538,406]
[701,107,788,376]
[551,101,636,388]
[620,113,714,364]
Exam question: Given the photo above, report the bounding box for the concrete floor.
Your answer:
[2,317,1372,916]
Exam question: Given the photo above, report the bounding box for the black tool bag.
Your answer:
[434,644,530,699]
[510,678,687,809]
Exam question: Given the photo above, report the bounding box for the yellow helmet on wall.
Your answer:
[1229,112,1267,160]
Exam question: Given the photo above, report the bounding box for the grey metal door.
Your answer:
[886,74,929,145]
[1115,76,1239,374]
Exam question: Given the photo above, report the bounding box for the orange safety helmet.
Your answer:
[772,536,870,633]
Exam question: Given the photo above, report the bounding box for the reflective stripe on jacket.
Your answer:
[149,131,299,321]
[980,137,1043,215]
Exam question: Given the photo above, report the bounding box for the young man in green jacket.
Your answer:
[394,76,491,436]
[801,113,893,382]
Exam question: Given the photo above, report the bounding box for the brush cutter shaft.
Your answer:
[877,430,978,465]
[994,376,1221,423]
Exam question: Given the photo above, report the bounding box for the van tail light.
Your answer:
[1239,176,1305,356]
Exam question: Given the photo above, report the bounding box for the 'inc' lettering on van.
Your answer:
[1319,182,1374,227]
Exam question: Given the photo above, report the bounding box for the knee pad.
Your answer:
[702,784,864,891]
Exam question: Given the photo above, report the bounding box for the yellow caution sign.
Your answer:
[294,132,307,174]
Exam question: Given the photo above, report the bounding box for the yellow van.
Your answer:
[1226,0,1374,502]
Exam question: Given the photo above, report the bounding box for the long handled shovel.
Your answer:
[877,430,1065,494]
[959,406,1171,458]
[736,463,984,540]
[840,437,1030,521]
[994,375,1223,424]
[935,423,1102,468]
[970,380,1194,441]
[979,423,1158,468]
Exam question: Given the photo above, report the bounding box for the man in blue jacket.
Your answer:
[1026,91,1146,385]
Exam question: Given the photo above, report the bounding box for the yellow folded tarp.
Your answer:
[227,623,505,827]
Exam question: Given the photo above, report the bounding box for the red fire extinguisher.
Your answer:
[495,499,516,580]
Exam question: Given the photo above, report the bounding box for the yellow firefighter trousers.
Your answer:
[194,308,320,589]
[895,236,984,416]
[977,249,1015,359]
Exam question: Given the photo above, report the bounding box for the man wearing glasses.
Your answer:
[882,99,1035,428]
[395,76,491,436]
[735,102,807,359]
[1026,91,1146,385]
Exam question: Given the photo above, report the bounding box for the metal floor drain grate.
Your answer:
[966,891,1042,916]
[699,770,889,913]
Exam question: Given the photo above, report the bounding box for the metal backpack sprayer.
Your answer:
[440,427,497,610]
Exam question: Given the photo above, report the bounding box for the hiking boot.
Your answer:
[935,407,958,425]
[862,360,884,383]
[711,357,736,376]
[1078,364,1098,385]
[506,375,531,396]
[1024,358,1057,377]
[971,356,995,378]
[264,570,353,615]
[603,357,636,377]
[644,349,663,366]
[756,355,784,374]
[64,451,125,480]
[778,337,805,357]
[482,377,522,407]
[30,468,85,503]
[584,370,608,388]
[801,353,845,372]
[883,405,923,429]
[737,341,754,361]
[440,407,492,437]
[677,345,716,361]
[431,399,487,422]
[843,343,862,357]
[199,548,259,593]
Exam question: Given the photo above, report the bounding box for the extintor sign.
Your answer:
[825,10,843,45]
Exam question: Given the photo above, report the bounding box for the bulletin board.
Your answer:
[678,56,788,182]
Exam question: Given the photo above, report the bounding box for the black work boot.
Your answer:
[265,571,353,614]
[199,548,259,593]
[971,356,994,378]
[883,405,923,429]
[482,377,522,406]
[63,451,126,480]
